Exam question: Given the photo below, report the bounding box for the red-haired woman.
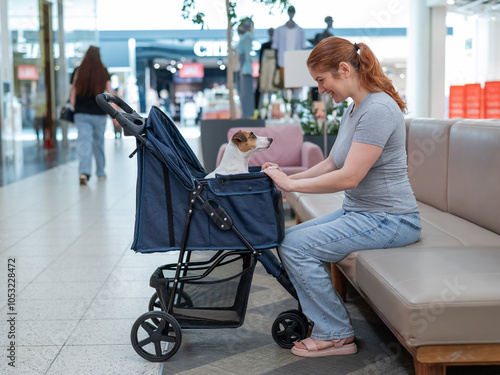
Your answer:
[70,46,111,185]
[263,37,420,357]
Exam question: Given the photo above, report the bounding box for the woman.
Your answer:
[263,37,421,357]
[70,46,111,185]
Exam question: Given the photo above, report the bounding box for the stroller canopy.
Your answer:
[144,107,205,190]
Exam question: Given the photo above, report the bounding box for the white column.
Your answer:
[407,0,431,117]
[486,18,500,81]
[407,1,447,118]
[429,5,447,118]
[0,0,15,159]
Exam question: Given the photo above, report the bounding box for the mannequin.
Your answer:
[271,6,306,70]
[309,16,334,46]
[309,16,334,101]
[271,6,306,115]
[255,28,276,114]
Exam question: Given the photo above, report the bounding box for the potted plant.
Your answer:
[292,98,348,155]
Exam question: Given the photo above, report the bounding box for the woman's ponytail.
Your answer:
[356,42,407,113]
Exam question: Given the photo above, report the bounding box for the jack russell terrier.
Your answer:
[205,130,273,179]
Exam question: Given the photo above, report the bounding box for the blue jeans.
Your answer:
[279,209,421,341]
[75,113,107,178]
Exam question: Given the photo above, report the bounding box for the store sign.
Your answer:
[194,41,228,57]
[193,41,261,57]
[179,63,204,78]
[15,43,78,59]
[17,65,39,80]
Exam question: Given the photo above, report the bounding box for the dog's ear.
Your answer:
[231,130,247,143]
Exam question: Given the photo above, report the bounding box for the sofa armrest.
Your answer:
[301,141,324,168]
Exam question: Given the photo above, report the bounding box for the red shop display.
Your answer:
[449,85,465,118]
[464,83,482,119]
[484,81,500,119]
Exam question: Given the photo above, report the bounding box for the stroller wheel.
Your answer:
[271,311,308,349]
[148,293,163,325]
[150,289,194,310]
[131,311,182,362]
[279,309,308,321]
[149,292,163,312]
[148,289,193,325]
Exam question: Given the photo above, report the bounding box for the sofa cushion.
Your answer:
[227,125,303,167]
[338,201,500,287]
[415,202,500,247]
[356,247,500,347]
[289,195,500,287]
[286,192,344,223]
[406,118,457,212]
[447,120,500,235]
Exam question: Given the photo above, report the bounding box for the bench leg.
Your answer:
[414,358,445,375]
[415,344,500,375]
[330,263,348,301]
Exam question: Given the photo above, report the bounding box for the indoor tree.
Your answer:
[181,0,290,119]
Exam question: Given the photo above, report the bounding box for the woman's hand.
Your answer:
[263,165,295,192]
[262,162,280,172]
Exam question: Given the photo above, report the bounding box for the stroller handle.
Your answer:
[96,93,146,142]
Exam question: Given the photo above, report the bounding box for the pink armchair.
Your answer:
[215,125,324,195]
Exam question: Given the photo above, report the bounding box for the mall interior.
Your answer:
[0,0,499,374]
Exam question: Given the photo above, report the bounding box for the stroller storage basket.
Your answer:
[151,251,256,328]
[131,106,284,253]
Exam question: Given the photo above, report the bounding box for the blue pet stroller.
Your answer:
[97,94,310,362]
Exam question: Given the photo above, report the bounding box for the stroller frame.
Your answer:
[96,93,311,362]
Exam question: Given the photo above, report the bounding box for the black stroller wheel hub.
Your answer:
[131,311,182,362]
[271,311,309,349]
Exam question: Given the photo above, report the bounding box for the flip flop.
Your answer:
[291,337,358,357]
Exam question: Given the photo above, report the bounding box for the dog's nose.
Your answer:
[268,137,273,144]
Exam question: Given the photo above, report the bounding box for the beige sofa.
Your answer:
[287,118,500,375]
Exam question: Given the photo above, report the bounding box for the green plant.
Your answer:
[292,99,348,136]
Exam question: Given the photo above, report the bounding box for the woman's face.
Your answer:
[308,67,347,103]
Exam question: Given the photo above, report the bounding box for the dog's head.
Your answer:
[231,130,273,155]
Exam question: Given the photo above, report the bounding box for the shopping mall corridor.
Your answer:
[0,133,184,374]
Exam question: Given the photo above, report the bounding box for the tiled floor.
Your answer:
[0,136,184,375]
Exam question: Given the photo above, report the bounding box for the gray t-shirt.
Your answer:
[332,92,418,214]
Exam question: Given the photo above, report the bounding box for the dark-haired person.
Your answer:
[263,37,420,357]
[70,45,111,185]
